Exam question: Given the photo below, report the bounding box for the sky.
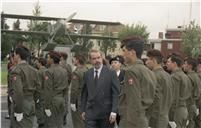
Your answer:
[1,0,201,38]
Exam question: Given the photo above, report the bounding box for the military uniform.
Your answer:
[35,66,47,128]
[70,66,87,128]
[118,59,156,128]
[60,60,72,83]
[186,71,201,128]
[7,64,15,118]
[10,61,40,128]
[148,67,173,128]
[195,71,201,128]
[44,64,69,128]
[169,68,191,128]
[60,60,71,125]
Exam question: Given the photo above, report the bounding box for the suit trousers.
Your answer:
[85,118,114,128]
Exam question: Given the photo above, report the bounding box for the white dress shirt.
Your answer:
[94,65,103,78]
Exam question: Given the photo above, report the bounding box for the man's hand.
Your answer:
[45,109,52,117]
[71,104,76,111]
[81,112,86,120]
[14,113,23,122]
[109,113,116,124]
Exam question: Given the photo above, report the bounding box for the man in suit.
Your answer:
[81,49,120,128]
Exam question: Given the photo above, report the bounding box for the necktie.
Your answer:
[94,70,98,86]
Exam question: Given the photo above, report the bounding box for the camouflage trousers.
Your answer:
[45,96,65,128]
[10,97,35,128]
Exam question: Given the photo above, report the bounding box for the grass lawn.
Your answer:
[1,62,8,86]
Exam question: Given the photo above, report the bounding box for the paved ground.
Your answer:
[1,86,73,128]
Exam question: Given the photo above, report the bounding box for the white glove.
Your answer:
[36,99,39,103]
[169,121,177,128]
[45,109,52,117]
[71,104,76,111]
[9,96,13,102]
[196,108,199,116]
[14,113,23,122]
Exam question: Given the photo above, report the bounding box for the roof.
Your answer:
[2,13,121,25]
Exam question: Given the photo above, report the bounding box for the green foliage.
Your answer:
[1,62,8,85]
[1,19,25,60]
[26,2,48,55]
[1,34,12,59]
[182,21,201,57]
[71,24,93,54]
[118,23,149,42]
[99,27,117,55]
[13,19,21,30]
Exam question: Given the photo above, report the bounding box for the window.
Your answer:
[167,43,173,49]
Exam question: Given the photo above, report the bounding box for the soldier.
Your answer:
[195,57,201,128]
[183,57,201,128]
[10,45,40,128]
[6,51,16,120]
[44,51,69,128]
[35,57,47,128]
[119,36,156,128]
[70,54,87,128]
[59,52,72,125]
[60,52,72,83]
[146,49,173,128]
[109,55,125,125]
[166,53,191,128]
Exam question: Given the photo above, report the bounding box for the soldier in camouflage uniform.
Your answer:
[6,52,16,120]
[10,46,41,128]
[60,52,72,125]
[70,54,87,128]
[183,57,201,128]
[195,57,201,128]
[35,57,47,128]
[166,53,192,128]
[60,52,72,83]
[146,49,173,128]
[119,36,156,128]
[44,51,69,128]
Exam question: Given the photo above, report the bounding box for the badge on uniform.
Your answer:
[128,78,134,85]
[13,76,17,81]
[44,76,48,80]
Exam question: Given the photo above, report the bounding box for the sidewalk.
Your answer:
[1,85,7,96]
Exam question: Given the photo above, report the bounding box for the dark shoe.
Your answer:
[38,123,45,128]
[5,115,10,119]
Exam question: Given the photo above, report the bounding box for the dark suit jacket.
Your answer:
[81,66,120,120]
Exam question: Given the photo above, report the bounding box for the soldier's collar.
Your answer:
[187,70,195,74]
[18,60,27,64]
[50,63,59,67]
[172,68,182,73]
[153,67,163,72]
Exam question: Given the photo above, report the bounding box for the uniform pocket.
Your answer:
[22,99,35,116]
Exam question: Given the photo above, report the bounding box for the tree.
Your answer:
[182,21,201,57]
[1,15,11,60]
[118,23,149,42]
[99,27,117,55]
[1,19,25,60]
[71,23,93,54]
[26,1,48,56]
